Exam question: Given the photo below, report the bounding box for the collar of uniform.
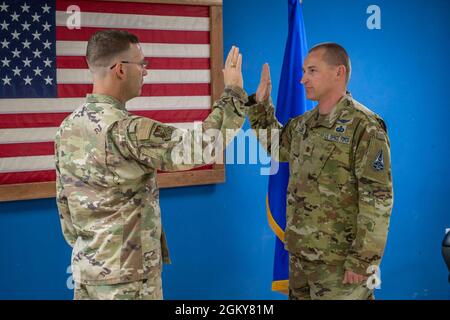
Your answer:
[311,92,352,129]
[85,94,126,110]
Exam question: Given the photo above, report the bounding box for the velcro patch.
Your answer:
[137,119,153,140]
[298,125,306,135]
[150,123,176,143]
[324,134,340,143]
[361,137,390,184]
[323,134,351,144]
[372,150,385,171]
[336,118,351,124]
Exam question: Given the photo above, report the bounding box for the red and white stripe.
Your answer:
[0,0,212,185]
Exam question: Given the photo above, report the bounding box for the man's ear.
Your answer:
[113,63,126,80]
[337,65,346,80]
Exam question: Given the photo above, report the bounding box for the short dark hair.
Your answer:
[86,30,139,68]
[309,42,351,84]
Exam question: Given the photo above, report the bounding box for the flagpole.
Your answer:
[268,0,311,294]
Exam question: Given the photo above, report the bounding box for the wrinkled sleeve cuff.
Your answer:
[224,85,248,104]
[221,86,248,117]
[246,95,274,117]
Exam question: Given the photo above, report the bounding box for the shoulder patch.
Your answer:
[136,119,177,143]
[360,137,391,184]
[152,124,174,140]
[372,150,385,171]
[137,120,153,140]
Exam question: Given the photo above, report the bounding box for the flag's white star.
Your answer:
[31,12,41,22]
[42,4,51,14]
[11,48,21,58]
[10,11,20,22]
[1,56,11,67]
[21,3,30,13]
[44,75,53,85]
[11,30,21,40]
[21,21,31,31]
[12,66,22,76]
[42,21,51,32]
[0,20,9,30]
[33,66,43,76]
[22,57,32,67]
[43,39,52,49]
[23,75,33,85]
[43,57,52,68]
[0,2,8,12]
[32,48,41,58]
[1,38,9,48]
[2,75,11,86]
[22,39,31,49]
[32,30,41,40]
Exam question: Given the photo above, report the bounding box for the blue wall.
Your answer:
[1,0,449,299]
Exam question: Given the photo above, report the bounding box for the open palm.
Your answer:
[256,63,272,103]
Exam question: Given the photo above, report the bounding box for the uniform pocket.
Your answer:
[316,142,350,198]
[311,143,335,180]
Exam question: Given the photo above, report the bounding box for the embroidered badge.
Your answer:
[323,134,350,144]
[298,125,306,135]
[323,134,340,142]
[336,119,351,124]
[339,136,350,144]
[372,150,385,171]
[335,125,346,133]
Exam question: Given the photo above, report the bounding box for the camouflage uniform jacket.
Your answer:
[55,87,247,285]
[247,93,393,275]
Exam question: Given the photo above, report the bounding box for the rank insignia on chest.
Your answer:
[298,125,306,135]
[335,125,346,133]
[372,150,385,171]
[303,142,314,156]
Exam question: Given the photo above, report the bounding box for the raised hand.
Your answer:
[223,46,243,89]
[256,63,272,103]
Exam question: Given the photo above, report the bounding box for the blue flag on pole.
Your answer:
[267,0,311,293]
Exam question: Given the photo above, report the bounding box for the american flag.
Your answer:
[0,0,212,185]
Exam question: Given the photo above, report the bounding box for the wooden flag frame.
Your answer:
[0,0,225,202]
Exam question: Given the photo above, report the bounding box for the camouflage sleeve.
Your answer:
[246,94,291,162]
[202,86,247,148]
[343,122,394,275]
[110,86,247,171]
[55,140,77,247]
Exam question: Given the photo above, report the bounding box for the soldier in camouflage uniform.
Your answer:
[55,30,247,300]
[247,43,393,299]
